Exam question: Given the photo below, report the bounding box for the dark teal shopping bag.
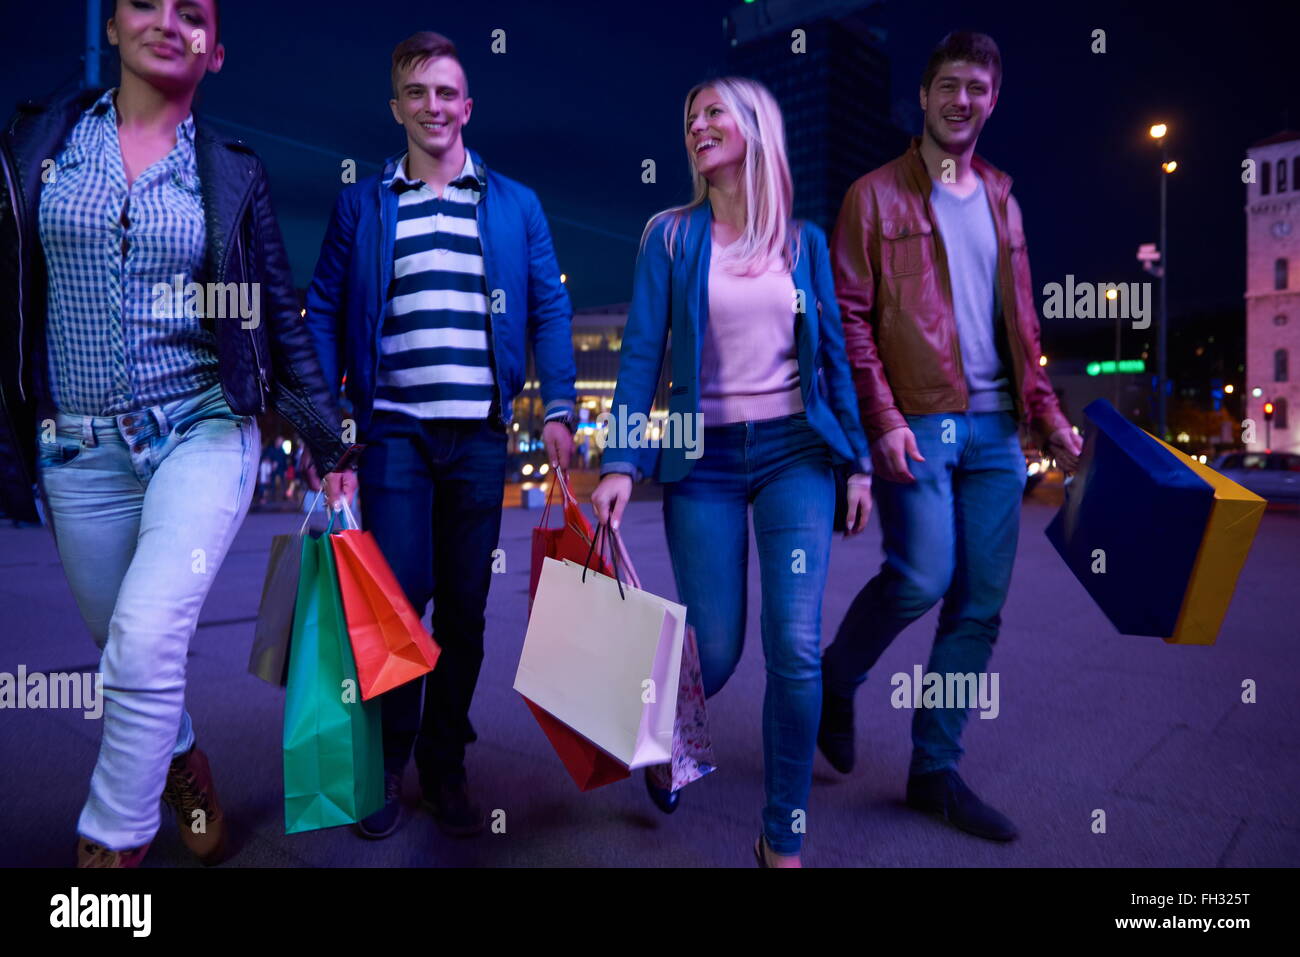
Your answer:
[282,510,385,834]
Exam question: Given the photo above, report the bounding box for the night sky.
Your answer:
[3,0,1297,353]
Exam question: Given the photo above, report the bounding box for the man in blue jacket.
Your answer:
[304,31,577,840]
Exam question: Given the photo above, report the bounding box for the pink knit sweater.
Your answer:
[699,242,804,426]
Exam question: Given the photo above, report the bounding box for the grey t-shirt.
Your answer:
[929,177,1014,412]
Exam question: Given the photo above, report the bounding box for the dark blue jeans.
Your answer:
[358,410,507,786]
[822,411,1025,775]
[663,412,834,855]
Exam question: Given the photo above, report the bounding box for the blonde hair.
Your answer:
[642,77,798,275]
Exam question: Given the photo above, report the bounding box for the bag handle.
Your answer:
[609,524,641,591]
[335,497,359,530]
[581,521,626,600]
[538,467,579,529]
[299,489,324,534]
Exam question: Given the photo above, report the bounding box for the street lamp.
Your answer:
[1149,122,1176,440]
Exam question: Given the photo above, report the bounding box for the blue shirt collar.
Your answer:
[87,87,196,150]
[384,147,484,193]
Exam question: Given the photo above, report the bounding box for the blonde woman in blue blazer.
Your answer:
[592,77,872,867]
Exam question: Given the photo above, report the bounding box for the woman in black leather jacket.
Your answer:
[0,0,357,868]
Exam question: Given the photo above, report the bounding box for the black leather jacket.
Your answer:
[0,88,358,522]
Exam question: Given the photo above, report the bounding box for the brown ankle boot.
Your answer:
[77,837,150,868]
[160,744,230,865]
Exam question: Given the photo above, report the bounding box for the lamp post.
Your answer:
[1149,123,1175,439]
[84,0,101,86]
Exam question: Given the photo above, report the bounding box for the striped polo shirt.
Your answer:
[374,149,495,420]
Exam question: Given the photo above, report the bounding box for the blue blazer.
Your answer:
[303,149,577,438]
[601,203,872,482]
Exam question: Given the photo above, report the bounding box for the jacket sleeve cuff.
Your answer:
[864,406,909,441]
[600,459,641,483]
[1034,410,1073,444]
[544,398,576,420]
[316,441,362,475]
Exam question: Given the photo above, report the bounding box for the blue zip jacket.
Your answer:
[303,148,576,438]
[601,203,872,482]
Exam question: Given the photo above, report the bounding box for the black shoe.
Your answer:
[355,772,403,840]
[817,671,856,774]
[421,775,486,838]
[905,768,1019,842]
[644,768,680,815]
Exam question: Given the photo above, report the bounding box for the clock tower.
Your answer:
[1245,131,1300,453]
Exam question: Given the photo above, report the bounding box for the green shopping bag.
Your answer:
[282,508,385,834]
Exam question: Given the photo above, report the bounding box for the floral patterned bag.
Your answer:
[612,531,717,794]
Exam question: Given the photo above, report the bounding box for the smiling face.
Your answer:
[108,0,224,94]
[686,86,746,180]
[389,55,472,161]
[920,59,997,153]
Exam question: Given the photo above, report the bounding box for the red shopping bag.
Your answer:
[521,697,631,791]
[520,523,715,793]
[330,502,441,700]
[529,469,611,614]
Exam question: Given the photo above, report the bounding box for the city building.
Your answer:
[723,0,908,235]
[511,304,670,456]
[1245,130,1300,454]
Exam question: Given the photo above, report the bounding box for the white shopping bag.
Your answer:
[514,556,686,769]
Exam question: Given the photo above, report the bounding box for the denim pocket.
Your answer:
[36,433,84,471]
[171,387,245,442]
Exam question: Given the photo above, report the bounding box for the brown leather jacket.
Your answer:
[830,137,1070,444]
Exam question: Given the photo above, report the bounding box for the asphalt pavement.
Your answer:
[1,481,1297,867]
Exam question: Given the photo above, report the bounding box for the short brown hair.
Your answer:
[921,31,1002,93]
[391,31,464,98]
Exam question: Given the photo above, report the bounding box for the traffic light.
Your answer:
[1264,401,1275,421]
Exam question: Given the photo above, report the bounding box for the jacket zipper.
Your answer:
[1,134,28,404]
[475,198,504,427]
[224,180,267,414]
[994,183,1027,420]
[233,222,268,413]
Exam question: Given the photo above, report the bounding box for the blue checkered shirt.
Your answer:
[38,88,219,416]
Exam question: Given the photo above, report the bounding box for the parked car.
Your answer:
[1211,451,1300,503]
[505,450,553,485]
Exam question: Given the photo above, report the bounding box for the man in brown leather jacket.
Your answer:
[819,31,1083,842]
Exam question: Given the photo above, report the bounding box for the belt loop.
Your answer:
[81,417,97,448]
[152,406,171,436]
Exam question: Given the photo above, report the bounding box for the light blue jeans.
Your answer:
[662,412,835,855]
[37,382,259,850]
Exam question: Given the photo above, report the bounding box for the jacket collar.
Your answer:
[192,119,259,282]
[382,145,488,194]
[680,200,805,267]
[903,135,1012,201]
